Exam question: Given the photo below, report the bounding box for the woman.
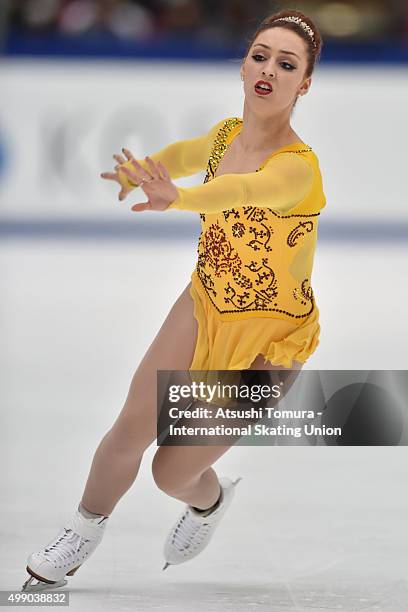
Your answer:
[22,9,325,591]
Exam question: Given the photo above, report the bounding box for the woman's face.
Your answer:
[240,27,312,115]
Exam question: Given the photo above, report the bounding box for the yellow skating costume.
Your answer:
[119,117,326,371]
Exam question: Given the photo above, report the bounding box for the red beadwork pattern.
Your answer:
[195,118,320,320]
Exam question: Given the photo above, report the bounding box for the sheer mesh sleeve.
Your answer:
[118,118,227,191]
[168,152,315,215]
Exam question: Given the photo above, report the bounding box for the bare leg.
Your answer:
[151,355,304,510]
[80,281,198,517]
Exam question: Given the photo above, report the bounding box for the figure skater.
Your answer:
[22,8,325,591]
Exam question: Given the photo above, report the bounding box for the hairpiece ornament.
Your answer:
[272,16,316,47]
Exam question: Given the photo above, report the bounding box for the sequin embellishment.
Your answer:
[195,118,319,321]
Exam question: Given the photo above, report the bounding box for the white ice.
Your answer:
[1,238,408,611]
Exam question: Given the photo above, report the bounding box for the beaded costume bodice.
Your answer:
[195,117,324,324]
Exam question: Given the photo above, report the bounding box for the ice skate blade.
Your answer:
[21,564,80,592]
[22,575,68,592]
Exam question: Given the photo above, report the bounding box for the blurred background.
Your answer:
[1,0,408,229]
[1,0,408,227]
[2,0,408,60]
[1,4,408,607]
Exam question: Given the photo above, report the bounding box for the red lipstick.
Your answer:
[254,80,273,95]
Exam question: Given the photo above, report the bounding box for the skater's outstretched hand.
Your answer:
[123,156,178,213]
[100,148,134,202]
[100,148,178,212]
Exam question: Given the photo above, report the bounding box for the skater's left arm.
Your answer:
[119,153,319,215]
[168,153,316,215]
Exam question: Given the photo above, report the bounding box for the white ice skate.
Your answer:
[22,506,109,592]
[162,476,242,570]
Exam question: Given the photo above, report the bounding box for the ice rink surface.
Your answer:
[1,237,408,611]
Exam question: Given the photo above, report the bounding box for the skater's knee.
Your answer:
[151,452,196,496]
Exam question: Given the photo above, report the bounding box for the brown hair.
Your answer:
[243,9,323,79]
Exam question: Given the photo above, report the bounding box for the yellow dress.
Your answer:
[119,117,326,371]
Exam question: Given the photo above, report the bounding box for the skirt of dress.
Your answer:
[188,270,321,372]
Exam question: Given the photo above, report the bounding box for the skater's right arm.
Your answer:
[101,118,227,201]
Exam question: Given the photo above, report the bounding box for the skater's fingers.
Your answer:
[119,186,130,201]
[131,202,151,212]
[101,172,120,183]
[122,147,135,161]
[129,159,154,184]
[113,154,126,165]
[144,157,161,180]
[121,166,141,183]
[157,161,171,181]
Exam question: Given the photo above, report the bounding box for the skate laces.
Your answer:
[44,529,89,565]
[172,510,211,552]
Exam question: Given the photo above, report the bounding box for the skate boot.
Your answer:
[22,504,109,591]
[162,476,242,570]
